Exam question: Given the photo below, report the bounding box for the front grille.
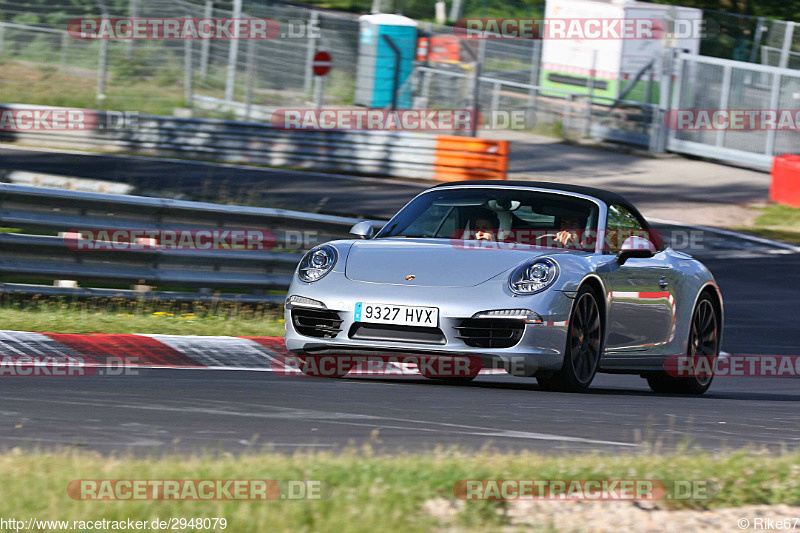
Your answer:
[349,323,446,345]
[455,318,524,349]
[291,308,343,338]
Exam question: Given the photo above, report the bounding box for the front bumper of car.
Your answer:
[284,275,573,375]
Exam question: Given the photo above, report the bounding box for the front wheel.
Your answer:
[646,294,719,395]
[537,286,603,392]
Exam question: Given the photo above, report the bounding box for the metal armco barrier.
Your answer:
[0,183,382,301]
[0,105,509,181]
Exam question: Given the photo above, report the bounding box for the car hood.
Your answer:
[344,238,562,287]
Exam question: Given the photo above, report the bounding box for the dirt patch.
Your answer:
[424,498,800,532]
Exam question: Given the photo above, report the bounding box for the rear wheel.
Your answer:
[646,294,718,395]
[537,286,602,392]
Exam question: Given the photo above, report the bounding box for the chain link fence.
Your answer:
[667,53,800,168]
[0,0,796,160]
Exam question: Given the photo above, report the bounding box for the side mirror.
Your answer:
[349,221,374,239]
[617,235,656,265]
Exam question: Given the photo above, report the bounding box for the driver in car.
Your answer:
[470,210,499,241]
[555,216,583,247]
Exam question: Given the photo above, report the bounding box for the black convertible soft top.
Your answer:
[431,180,634,208]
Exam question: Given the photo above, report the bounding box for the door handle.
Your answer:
[658,276,669,291]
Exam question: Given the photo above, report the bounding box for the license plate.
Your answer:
[354,303,439,327]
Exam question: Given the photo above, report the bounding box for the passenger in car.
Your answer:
[470,210,499,241]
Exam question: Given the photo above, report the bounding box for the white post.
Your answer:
[184,39,193,108]
[60,31,69,70]
[313,75,325,109]
[449,0,462,23]
[224,0,242,102]
[651,47,676,153]
[715,64,732,148]
[435,1,446,24]
[126,0,139,58]
[528,40,539,109]
[765,71,782,157]
[491,81,500,111]
[245,39,256,120]
[199,0,213,79]
[303,11,319,96]
[97,39,108,106]
[778,21,795,69]
[95,0,109,106]
[584,49,597,138]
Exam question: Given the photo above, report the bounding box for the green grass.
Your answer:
[730,227,800,245]
[0,298,284,336]
[752,204,800,230]
[0,59,186,115]
[732,204,800,245]
[0,449,797,532]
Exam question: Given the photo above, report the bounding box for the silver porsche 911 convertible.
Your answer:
[284,181,723,394]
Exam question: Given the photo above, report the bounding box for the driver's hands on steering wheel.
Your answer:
[555,230,578,247]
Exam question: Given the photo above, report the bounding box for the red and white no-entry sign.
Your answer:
[312,51,332,76]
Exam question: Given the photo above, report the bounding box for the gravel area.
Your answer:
[424,498,800,532]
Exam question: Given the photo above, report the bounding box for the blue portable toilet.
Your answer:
[354,14,418,109]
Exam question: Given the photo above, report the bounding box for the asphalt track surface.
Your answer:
[0,148,798,454]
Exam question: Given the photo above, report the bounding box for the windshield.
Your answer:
[376,187,600,250]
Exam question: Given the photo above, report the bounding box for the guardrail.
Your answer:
[0,183,383,302]
[0,104,509,181]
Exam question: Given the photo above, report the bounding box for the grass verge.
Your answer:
[732,204,800,245]
[0,299,284,336]
[0,449,797,532]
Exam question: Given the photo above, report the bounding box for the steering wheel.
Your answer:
[535,233,560,243]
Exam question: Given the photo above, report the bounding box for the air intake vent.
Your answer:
[349,323,446,345]
[455,318,524,348]
[291,308,343,338]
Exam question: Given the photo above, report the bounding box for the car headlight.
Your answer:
[509,258,559,294]
[298,245,337,283]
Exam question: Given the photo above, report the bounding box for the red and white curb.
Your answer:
[0,331,505,376]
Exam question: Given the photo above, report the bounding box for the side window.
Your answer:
[606,204,646,253]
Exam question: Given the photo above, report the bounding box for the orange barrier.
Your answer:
[770,154,800,208]
[416,35,461,63]
[432,135,510,182]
